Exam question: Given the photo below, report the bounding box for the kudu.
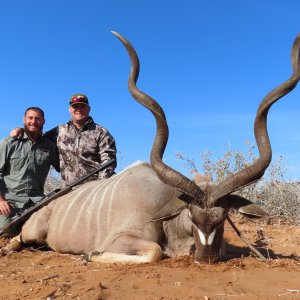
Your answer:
[3,32,300,263]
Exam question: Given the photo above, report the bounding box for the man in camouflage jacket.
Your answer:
[46,94,117,187]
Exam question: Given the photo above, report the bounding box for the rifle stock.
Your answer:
[0,158,115,237]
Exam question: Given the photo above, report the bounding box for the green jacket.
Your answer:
[0,133,60,208]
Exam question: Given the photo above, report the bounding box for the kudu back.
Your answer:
[15,33,300,263]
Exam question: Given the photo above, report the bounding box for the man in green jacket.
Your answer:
[0,107,60,235]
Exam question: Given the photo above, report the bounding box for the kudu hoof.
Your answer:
[0,235,22,256]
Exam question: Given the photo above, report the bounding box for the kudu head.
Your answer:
[113,31,300,262]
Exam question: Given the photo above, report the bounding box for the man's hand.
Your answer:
[10,127,23,139]
[0,198,13,216]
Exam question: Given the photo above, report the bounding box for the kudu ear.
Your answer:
[149,198,188,222]
[229,194,268,218]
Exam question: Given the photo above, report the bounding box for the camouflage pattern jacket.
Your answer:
[47,117,117,187]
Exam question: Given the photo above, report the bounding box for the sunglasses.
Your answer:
[70,96,87,104]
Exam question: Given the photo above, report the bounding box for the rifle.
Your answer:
[0,158,116,237]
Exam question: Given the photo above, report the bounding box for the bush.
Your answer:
[176,141,300,225]
[44,167,61,194]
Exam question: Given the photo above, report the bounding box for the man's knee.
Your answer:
[0,213,21,238]
[0,215,10,236]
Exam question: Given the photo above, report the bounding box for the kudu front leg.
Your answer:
[87,234,163,264]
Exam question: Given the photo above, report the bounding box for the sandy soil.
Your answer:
[0,218,299,300]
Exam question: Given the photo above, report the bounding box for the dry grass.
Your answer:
[44,167,61,194]
[176,141,300,225]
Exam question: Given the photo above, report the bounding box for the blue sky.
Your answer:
[0,1,300,179]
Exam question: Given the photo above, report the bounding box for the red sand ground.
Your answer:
[0,218,299,300]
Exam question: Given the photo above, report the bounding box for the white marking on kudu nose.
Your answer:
[197,228,216,245]
[198,229,206,245]
[207,229,216,245]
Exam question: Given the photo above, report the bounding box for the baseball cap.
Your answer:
[69,94,89,106]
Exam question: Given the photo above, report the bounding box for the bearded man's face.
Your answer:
[23,109,45,137]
